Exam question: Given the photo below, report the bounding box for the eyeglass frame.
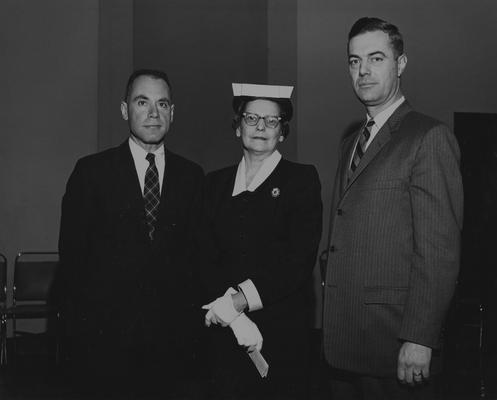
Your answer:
[242,112,282,129]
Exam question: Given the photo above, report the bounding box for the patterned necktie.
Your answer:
[144,153,160,240]
[350,119,375,174]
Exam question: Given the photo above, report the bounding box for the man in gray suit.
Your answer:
[322,17,463,399]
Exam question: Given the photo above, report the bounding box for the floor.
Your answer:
[0,336,494,399]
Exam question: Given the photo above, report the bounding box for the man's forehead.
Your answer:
[130,76,171,97]
[348,30,393,55]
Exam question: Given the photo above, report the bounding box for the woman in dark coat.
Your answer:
[201,83,323,399]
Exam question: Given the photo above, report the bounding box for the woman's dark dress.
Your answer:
[201,159,322,399]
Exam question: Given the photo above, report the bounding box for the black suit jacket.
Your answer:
[322,102,463,376]
[58,141,203,370]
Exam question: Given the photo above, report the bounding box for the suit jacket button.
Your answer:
[329,245,336,252]
[337,209,343,215]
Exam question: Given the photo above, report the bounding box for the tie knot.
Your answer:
[146,153,155,164]
[363,119,374,140]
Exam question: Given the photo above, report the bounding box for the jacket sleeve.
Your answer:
[57,159,97,312]
[399,124,463,348]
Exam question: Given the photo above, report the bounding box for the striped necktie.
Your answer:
[350,119,375,174]
[144,153,160,240]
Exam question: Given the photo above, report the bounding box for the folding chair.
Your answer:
[6,251,60,365]
[0,253,6,365]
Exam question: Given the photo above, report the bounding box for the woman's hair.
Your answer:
[232,96,293,138]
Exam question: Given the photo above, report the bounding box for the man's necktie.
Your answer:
[350,119,375,174]
[144,153,160,240]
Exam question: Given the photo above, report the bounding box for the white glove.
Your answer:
[202,287,240,327]
[229,313,263,352]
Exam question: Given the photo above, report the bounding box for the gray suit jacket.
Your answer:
[322,101,463,376]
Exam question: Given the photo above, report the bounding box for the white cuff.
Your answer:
[238,279,263,311]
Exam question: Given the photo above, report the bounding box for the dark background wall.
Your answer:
[1,1,99,331]
[132,0,298,172]
[133,0,269,171]
[0,0,496,329]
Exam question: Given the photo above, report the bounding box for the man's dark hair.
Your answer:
[123,69,173,102]
[348,17,404,58]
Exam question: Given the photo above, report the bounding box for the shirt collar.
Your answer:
[232,150,282,196]
[367,96,405,131]
[128,137,165,160]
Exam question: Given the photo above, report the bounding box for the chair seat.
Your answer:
[6,304,58,319]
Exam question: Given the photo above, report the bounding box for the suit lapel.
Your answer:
[346,122,392,187]
[344,101,413,191]
[156,148,179,224]
[115,141,145,209]
[114,141,148,237]
[339,135,356,196]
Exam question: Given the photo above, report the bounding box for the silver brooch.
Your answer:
[271,187,280,198]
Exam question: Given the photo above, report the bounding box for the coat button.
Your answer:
[337,209,343,215]
[329,245,336,252]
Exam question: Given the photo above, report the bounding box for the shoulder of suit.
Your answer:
[277,159,320,190]
[205,159,317,177]
[206,164,237,184]
[165,148,204,176]
[278,158,318,175]
[402,110,447,131]
[74,143,205,176]
[73,144,122,170]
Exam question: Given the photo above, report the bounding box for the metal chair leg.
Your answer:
[0,315,7,365]
[55,312,61,365]
[12,315,17,367]
[479,303,486,398]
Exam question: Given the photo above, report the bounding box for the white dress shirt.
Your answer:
[128,137,165,195]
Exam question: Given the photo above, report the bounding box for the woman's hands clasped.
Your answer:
[202,288,263,351]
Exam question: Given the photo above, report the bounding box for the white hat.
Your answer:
[232,83,293,98]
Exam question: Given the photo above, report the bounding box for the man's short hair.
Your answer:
[348,17,404,58]
[123,69,173,102]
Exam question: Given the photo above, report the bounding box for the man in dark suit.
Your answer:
[322,17,463,399]
[58,69,204,397]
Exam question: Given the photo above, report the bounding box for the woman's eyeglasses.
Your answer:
[242,112,282,129]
